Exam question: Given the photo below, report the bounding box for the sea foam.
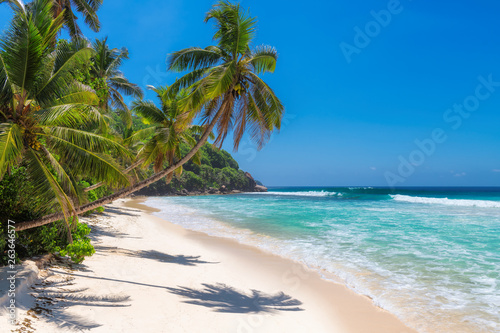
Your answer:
[249,190,339,197]
[390,194,500,208]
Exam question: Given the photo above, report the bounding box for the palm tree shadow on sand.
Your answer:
[166,283,303,313]
[94,246,218,266]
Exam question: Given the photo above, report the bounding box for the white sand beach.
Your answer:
[1,198,417,332]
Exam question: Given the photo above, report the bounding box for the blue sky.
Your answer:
[2,0,500,186]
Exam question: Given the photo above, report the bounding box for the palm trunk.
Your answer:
[16,105,226,231]
[83,159,143,193]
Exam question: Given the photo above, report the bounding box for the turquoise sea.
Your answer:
[145,187,500,333]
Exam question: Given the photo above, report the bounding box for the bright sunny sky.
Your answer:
[2,0,500,187]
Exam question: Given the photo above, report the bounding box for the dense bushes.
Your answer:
[1,219,95,266]
[0,167,43,223]
[0,167,99,266]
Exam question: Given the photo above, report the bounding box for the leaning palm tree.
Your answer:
[0,0,131,238]
[168,0,283,151]
[52,0,103,39]
[17,0,283,231]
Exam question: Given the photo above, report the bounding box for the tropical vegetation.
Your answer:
[0,0,283,265]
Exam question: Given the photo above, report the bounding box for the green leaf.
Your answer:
[0,123,23,179]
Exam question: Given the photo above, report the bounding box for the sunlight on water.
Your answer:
[146,187,500,333]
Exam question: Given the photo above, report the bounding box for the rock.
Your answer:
[207,187,217,194]
[244,172,257,191]
[254,185,268,192]
[220,185,227,193]
[231,190,242,194]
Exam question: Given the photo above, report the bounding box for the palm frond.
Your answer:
[109,75,143,99]
[0,0,26,14]
[0,54,14,108]
[36,42,94,106]
[36,103,104,128]
[167,47,222,72]
[41,132,131,188]
[0,123,23,179]
[205,0,256,57]
[167,68,210,98]
[42,126,133,160]
[249,45,277,74]
[71,0,102,32]
[2,7,44,95]
[25,148,74,217]
[205,60,236,99]
[131,100,166,124]
[248,72,283,128]
[40,145,80,203]
[124,126,155,145]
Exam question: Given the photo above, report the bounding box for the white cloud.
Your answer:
[454,172,466,177]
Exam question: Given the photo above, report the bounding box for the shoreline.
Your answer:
[1,198,417,332]
[125,197,418,332]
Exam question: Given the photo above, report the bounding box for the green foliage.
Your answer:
[57,223,95,264]
[0,2,132,225]
[0,168,98,266]
[0,166,43,223]
[0,220,95,266]
[181,171,204,190]
[137,142,254,195]
[73,56,109,104]
[78,180,109,216]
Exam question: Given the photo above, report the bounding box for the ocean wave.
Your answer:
[249,191,340,197]
[390,194,500,208]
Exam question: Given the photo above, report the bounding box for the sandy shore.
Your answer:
[1,198,417,332]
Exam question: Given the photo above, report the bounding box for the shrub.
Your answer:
[182,171,204,191]
[57,223,95,264]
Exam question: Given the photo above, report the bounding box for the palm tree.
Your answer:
[168,0,284,151]
[17,0,283,231]
[0,0,131,238]
[90,37,144,126]
[52,0,103,39]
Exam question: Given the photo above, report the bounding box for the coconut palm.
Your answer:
[52,0,103,39]
[167,0,284,151]
[17,0,283,231]
[0,0,131,238]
